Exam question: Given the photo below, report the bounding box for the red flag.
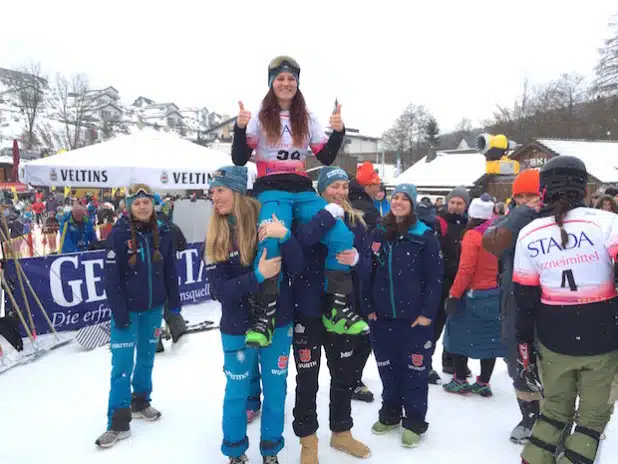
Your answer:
[11,139,20,182]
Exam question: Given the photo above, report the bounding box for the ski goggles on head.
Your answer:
[126,184,154,201]
[268,55,300,72]
[268,56,300,87]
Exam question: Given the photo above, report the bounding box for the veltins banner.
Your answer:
[4,243,210,335]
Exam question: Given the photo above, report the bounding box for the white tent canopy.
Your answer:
[19,130,256,190]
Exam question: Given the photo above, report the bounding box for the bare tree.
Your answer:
[14,62,47,148]
[594,14,618,97]
[555,73,587,137]
[53,73,95,149]
[455,117,473,136]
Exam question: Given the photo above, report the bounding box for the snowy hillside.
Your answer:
[0,300,616,463]
[0,74,224,152]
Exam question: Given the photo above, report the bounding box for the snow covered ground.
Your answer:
[0,300,616,463]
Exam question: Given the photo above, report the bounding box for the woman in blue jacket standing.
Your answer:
[96,184,180,448]
[268,166,371,463]
[205,165,304,464]
[363,184,443,448]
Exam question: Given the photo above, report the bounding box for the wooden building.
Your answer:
[478,139,618,201]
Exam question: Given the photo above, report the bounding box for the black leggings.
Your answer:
[453,354,496,383]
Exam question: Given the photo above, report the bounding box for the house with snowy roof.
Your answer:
[139,103,183,129]
[84,86,123,122]
[481,139,618,199]
[396,138,618,201]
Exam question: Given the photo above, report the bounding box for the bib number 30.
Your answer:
[277,150,301,161]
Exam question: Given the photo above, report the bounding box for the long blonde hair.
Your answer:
[341,198,366,229]
[205,191,260,267]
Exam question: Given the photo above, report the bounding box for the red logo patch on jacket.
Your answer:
[411,354,424,367]
[277,355,289,370]
[371,241,382,254]
[127,240,134,252]
[299,349,311,363]
[154,327,161,338]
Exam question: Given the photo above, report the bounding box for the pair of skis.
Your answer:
[75,319,218,350]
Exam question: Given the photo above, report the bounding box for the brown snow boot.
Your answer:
[330,430,371,458]
[300,433,319,464]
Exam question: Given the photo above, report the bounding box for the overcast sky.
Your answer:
[2,1,616,137]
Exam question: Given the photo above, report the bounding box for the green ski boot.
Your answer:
[401,429,421,448]
[246,287,277,348]
[372,421,399,435]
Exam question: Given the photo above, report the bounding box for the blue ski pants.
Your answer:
[370,318,433,435]
[221,325,293,458]
[107,306,164,429]
[255,190,354,279]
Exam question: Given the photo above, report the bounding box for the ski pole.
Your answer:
[0,272,35,344]
[1,215,36,337]
[0,226,58,338]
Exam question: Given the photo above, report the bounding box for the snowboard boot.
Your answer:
[95,407,131,448]
[131,393,161,421]
[428,369,442,385]
[443,377,471,394]
[330,431,371,458]
[322,270,368,336]
[229,455,249,464]
[263,456,279,464]
[300,434,319,464]
[352,382,374,402]
[372,421,399,435]
[510,399,539,444]
[246,280,278,348]
[401,429,421,448]
[164,309,188,344]
[469,377,493,397]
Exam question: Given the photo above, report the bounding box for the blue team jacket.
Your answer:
[284,210,369,319]
[363,221,443,322]
[59,213,97,253]
[104,216,181,328]
[206,232,304,336]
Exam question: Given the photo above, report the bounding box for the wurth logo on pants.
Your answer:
[376,359,391,367]
[340,350,353,359]
[271,355,289,376]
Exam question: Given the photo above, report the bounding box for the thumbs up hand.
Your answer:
[329,103,344,132]
[237,101,252,129]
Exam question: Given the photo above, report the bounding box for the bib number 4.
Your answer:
[561,269,577,291]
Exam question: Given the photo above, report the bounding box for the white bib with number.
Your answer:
[245,109,328,178]
[513,207,618,305]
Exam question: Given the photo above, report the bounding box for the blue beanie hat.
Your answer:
[392,183,418,206]
[209,165,248,195]
[317,166,349,194]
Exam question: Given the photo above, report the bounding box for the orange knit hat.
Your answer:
[512,169,540,196]
[356,161,381,186]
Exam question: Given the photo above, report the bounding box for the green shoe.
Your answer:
[322,308,369,336]
[469,377,493,397]
[245,318,274,348]
[401,429,421,448]
[371,421,399,435]
[442,378,471,394]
